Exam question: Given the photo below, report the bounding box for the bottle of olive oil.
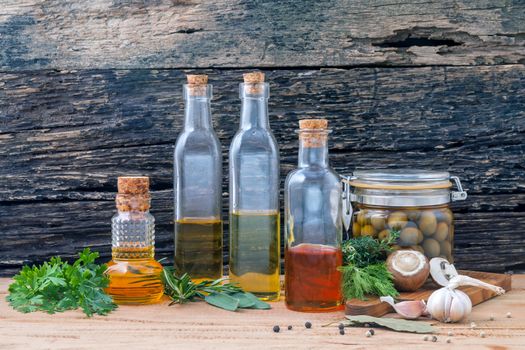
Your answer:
[106,176,164,304]
[229,72,280,301]
[174,75,223,282]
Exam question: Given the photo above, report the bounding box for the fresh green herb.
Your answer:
[6,248,116,317]
[161,267,271,311]
[340,263,399,301]
[342,230,399,267]
[339,230,399,300]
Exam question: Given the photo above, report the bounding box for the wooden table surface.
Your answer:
[1,276,524,350]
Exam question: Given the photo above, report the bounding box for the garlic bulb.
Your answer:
[426,258,506,323]
[426,287,472,323]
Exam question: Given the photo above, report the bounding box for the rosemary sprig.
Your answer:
[160,267,269,311]
[162,267,242,305]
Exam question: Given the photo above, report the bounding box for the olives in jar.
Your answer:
[351,205,454,262]
[346,169,467,263]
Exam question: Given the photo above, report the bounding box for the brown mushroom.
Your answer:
[386,250,430,292]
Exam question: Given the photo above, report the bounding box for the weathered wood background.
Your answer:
[0,0,524,276]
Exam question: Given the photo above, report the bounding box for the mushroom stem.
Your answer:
[447,275,505,295]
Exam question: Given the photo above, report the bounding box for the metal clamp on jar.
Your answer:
[341,170,467,262]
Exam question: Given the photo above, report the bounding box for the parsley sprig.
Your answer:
[6,248,116,316]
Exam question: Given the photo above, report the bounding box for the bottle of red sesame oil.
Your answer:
[229,72,280,301]
[284,119,344,312]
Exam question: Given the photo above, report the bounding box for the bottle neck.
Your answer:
[298,132,329,168]
[184,96,212,130]
[240,97,269,129]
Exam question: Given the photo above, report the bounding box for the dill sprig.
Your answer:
[340,230,400,300]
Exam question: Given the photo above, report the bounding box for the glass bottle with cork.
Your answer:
[105,176,164,304]
[229,72,280,301]
[284,119,344,312]
[174,74,223,282]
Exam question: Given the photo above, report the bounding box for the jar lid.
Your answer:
[350,169,452,190]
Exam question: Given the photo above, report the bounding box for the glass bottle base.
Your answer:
[105,258,164,305]
[285,301,344,313]
[229,271,281,301]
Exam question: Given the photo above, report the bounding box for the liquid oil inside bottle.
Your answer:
[174,217,223,282]
[106,246,164,305]
[285,243,343,312]
[229,210,280,301]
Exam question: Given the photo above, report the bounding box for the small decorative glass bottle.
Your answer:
[229,72,280,301]
[284,119,343,312]
[174,75,223,282]
[106,176,164,304]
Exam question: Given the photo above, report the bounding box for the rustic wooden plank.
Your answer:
[1,1,524,70]
[1,275,524,349]
[1,65,524,275]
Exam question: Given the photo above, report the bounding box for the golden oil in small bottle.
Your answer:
[105,176,164,304]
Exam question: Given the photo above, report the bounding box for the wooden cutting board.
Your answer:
[345,270,512,317]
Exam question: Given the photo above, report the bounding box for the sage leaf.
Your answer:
[240,292,271,310]
[205,292,240,311]
[345,315,436,334]
[229,292,256,308]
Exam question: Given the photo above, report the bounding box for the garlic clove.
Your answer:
[380,296,428,319]
[447,290,471,322]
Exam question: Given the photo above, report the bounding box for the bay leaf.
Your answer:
[205,292,239,311]
[345,315,436,334]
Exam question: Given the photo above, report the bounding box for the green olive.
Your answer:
[352,222,361,237]
[378,229,390,241]
[407,210,420,222]
[357,211,368,226]
[434,222,449,241]
[440,240,452,257]
[440,208,453,225]
[400,226,422,246]
[419,211,438,236]
[422,238,440,258]
[361,225,376,237]
[388,211,408,230]
[371,214,387,231]
[409,245,425,254]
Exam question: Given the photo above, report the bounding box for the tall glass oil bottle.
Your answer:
[106,176,164,304]
[229,72,280,301]
[284,119,343,312]
[174,75,223,282]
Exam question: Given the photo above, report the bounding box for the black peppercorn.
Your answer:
[287,325,292,330]
[273,325,280,333]
[338,323,345,330]
[305,321,312,329]
[339,329,345,335]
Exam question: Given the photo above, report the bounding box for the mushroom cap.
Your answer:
[387,250,430,292]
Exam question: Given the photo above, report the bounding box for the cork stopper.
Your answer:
[116,176,151,211]
[299,119,328,130]
[243,71,265,94]
[298,119,329,148]
[186,74,208,96]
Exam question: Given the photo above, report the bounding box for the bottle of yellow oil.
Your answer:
[105,176,164,304]
[229,72,281,301]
